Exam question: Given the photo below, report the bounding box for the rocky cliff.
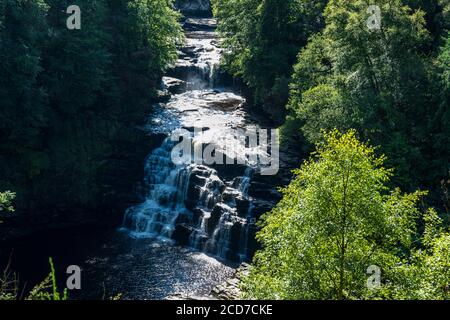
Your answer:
[176,0,212,16]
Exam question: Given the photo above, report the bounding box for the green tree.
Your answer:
[213,0,327,124]
[289,0,438,189]
[0,191,15,213]
[241,130,430,299]
[429,33,450,189]
[0,191,15,224]
[0,0,183,212]
[0,0,49,192]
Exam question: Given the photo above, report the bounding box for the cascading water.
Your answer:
[122,139,192,239]
[6,2,284,301]
[122,15,260,262]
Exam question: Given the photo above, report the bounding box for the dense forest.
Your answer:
[0,0,183,230]
[212,0,449,200]
[0,0,449,300]
[211,0,449,299]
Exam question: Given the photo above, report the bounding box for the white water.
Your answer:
[122,17,259,262]
[122,139,192,240]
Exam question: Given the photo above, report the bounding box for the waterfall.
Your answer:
[122,140,255,260]
[208,63,219,88]
[122,139,193,239]
[121,15,259,262]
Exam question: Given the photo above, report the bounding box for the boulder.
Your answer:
[185,185,202,210]
[173,224,193,245]
[155,90,171,103]
[183,18,217,32]
[162,77,187,94]
[175,0,211,16]
[235,196,250,218]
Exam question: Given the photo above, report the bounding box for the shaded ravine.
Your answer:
[74,13,280,299]
[0,7,294,300]
[120,15,271,263]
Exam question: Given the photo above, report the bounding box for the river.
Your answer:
[0,14,281,300]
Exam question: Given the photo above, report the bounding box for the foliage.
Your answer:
[212,0,327,123]
[242,130,450,299]
[0,0,182,212]
[1,257,67,300]
[429,32,450,190]
[26,258,68,300]
[288,0,448,192]
[0,191,15,214]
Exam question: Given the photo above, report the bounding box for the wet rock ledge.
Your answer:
[176,0,212,16]
[165,263,250,300]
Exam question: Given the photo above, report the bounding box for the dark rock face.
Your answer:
[207,204,226,234]
[162,77,188,94]
[173,224,194,245]
[206,97,244,110]
[175,0,212,16]
[210,263,250,300]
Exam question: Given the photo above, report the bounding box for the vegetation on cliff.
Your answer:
[213,0,449,220]
[212,0,449,300]
[211,0,328,123]
[242,130,450,299]
[0,0,183,218]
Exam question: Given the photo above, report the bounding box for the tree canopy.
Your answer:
[0,0,183,212]
[242,130,450,300]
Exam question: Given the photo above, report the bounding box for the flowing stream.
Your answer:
[0,10,282,300]
[120,16,266,263]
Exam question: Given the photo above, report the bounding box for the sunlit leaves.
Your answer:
[288,0,440,189]
[241,130,446,300]
[0,191,15,213]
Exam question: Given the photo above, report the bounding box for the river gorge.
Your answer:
[0,1,299,300]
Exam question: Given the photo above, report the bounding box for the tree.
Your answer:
[0,191,15,224]
[378,208,450,299]
[0,0,183,212]
[241,130,432,299]
[289,0,439,190]
[213,0,327,124]
[0,0,49,189]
